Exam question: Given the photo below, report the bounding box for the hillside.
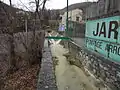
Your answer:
[60,2,93,14]
[0,1,22,13]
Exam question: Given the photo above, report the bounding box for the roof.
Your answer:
[60,2,93,14]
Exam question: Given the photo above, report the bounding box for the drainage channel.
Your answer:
[50,41,109,90]
[62,40,117,90]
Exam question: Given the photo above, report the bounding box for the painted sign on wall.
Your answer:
[58,24,65,31]
[85,16,120,62]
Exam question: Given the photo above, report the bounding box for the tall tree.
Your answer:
[8,0,16,73]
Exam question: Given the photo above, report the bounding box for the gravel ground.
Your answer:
[37,40,57,90]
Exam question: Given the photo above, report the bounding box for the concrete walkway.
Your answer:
[37,40,57,90]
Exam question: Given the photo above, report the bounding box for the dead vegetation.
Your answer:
[0,0,49,89]
[1,64,39,90]
[52,56,59,66]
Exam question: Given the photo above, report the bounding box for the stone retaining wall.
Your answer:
[63,41,120,90]
[0,31,45,77]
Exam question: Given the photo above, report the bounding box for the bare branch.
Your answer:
[19,0,31,11]
[9,0,12,6]
[42,0,47,11]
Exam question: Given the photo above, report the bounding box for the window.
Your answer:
[68,16,71,20]
[76,17,79,21]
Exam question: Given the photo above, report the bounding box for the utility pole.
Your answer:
[25,19,28,33]
[86,0,88,21]
[25,18,28,46]
[66,0,69,36]
[9,0,12,6]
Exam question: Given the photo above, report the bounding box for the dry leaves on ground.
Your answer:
[2,64,39,90]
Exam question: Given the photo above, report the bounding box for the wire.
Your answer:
[18,0,31,11]
[18,0,45,12]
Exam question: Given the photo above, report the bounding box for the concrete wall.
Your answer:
[104,0,120,13]
[67,21,85,38]
[86,0,120,19]
[85,16,120,62]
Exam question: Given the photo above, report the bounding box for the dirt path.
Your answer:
[51,44,101,90]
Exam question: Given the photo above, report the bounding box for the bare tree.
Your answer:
[29,0,45,66]
[0,0,48,71]
[42,0,47,11]
[16,0,48,66]
[7,0,16,73]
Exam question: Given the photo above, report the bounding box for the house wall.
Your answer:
[61,9,83,28]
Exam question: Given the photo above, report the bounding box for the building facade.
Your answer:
[59,8,83,31]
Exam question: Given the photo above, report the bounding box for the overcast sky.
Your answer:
[2,0,97,10]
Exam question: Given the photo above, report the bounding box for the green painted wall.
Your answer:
[85,16,120,62]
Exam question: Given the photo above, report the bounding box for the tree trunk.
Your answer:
[7,0,16,73]
[8,33,16,72]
